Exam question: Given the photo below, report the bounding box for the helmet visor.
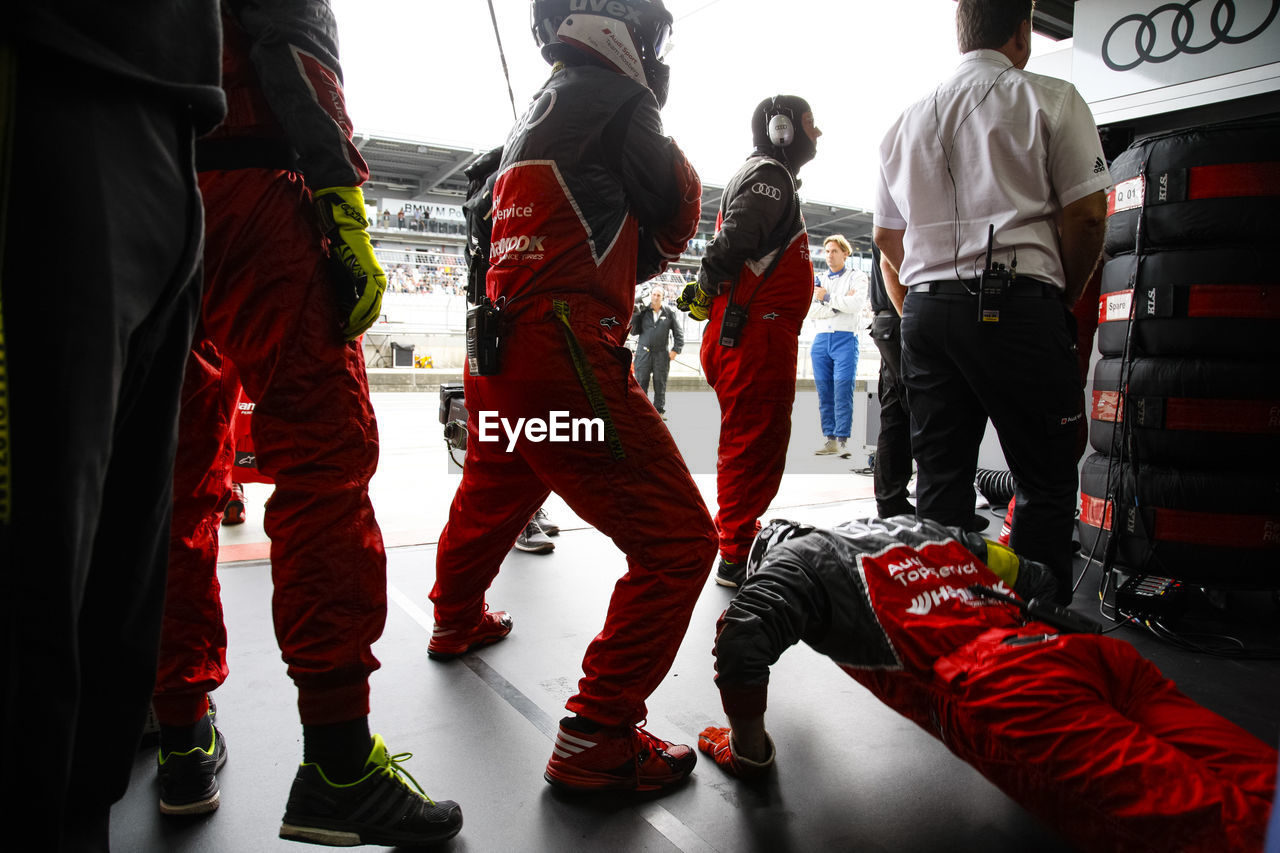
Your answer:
[651,20,672,59]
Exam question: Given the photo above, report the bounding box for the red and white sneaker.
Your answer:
[544,717,696,792]
[427,607,512,661]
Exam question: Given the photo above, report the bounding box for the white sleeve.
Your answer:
[1049,84,1112,208]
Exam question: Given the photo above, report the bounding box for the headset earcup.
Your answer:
[767,113,794,147]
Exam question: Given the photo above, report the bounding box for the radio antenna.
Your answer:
[486,0,519,121]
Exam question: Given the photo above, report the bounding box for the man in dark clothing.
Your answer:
[2,5,224,849]
[150,2,460,846]
[873,0,1109,602]
[431,0,717,795]
[868,244,914,517]
[700,516,1276,853]
[631,283,684,419]
[679,94,820,589]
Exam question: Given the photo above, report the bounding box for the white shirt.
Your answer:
[807,265,868,333]
[874,49,1111,290]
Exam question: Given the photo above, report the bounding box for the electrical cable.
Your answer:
[932,63,1015,289]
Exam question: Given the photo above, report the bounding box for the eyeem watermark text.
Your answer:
[477,411,604,452]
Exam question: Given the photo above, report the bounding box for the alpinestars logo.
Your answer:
[1093,156,1106,174]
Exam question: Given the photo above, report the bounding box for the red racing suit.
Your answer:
[713,517,1276,852]
[153,0,386,727]
[431,63,717,728]
[697,154,813,563]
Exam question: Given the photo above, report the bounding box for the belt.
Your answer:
[908,279,1062,298]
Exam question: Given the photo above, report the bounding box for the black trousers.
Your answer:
[900,290,1080,593]
[634,345,671,413]
[0,56,203,850]
[870,312,914,517]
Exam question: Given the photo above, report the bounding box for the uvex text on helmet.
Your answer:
[530,0,674,107]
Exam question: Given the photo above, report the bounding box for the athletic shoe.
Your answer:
[222,483,246,526]
[660,412,668,421]
[838,440,851,459]
[157,710,227,815]
[428,607,513,661]
[534,506,560,536]
[714,558,744,589]
[514,520,554,554]
[544,717,696,793]
[814,438,839,456]
[279,734,462,847]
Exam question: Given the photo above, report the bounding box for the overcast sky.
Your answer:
[329,0,1062,209]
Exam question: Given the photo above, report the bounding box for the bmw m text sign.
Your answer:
[1074,0,1280,121]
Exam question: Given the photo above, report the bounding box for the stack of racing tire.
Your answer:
[1079,118,1280,587]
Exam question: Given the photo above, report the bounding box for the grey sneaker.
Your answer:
[514,520,554,554]
[814,439,839,456]
[534,506,560,536]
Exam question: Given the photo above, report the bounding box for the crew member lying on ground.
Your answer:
[699,516,1276,853]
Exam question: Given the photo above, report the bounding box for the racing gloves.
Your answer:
[677,281,715,321]
[697,726,775,779]
[314,185,387,340]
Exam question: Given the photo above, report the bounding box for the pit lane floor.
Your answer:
[112,391,1279,852]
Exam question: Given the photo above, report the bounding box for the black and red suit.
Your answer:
[697,155,813,564]
[712,517,1276,852]
[154,0,387,729]
[430,62,717,728]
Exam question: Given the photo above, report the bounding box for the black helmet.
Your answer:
[531,0,674,107]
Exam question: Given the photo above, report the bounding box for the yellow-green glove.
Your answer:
[314,186,387,340]
[677,281,715,322]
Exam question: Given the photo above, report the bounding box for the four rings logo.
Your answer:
[1102,0,1278,72]
[751,182,782,200]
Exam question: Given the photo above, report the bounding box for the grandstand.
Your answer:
[356,132,879,371]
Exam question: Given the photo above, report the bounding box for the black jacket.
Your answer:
[630,304,683,355]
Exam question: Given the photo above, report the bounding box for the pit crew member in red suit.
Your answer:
[429,0,718,795]
[699,516,1276,853]
[150,1,460,845]
[679,95,820,589]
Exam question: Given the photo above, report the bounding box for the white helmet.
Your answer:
[530,0,674,106]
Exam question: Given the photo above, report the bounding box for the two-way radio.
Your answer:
[977,224,1015,324]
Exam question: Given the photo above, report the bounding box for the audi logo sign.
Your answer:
[750,182,782,200]
[1073,0,1280,121]
[1103,0,1278,71]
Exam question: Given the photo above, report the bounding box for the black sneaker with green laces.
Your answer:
[157,717,228,815]
[278,734,462,847]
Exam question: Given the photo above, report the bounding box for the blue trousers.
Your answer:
[811,331,859,439]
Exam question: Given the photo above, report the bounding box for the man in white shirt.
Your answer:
[872,0,1109,603]
[808,234,867,457]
